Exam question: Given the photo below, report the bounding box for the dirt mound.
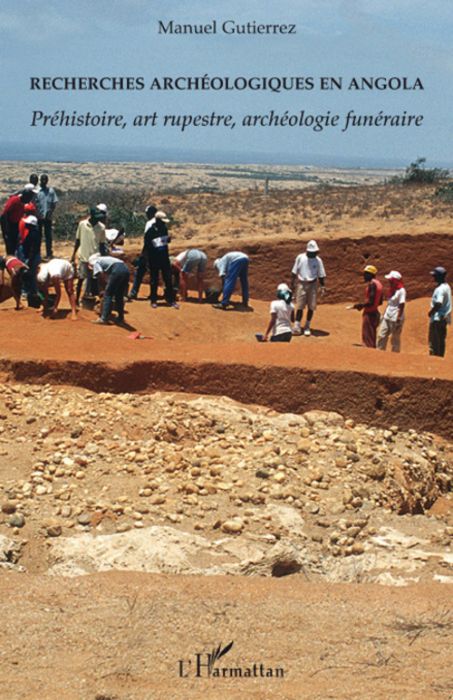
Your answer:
[1,387,451,584]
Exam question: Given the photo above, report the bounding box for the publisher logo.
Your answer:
[178,641,285,679]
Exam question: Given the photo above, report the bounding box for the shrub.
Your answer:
[434,182,453,202]
[391,157,450,185]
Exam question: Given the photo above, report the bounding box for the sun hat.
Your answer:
[23,183,39,193]
[105,228,120,243]
[24,215,38,227]
[430,266,447,276]
[384,271,402,280]
[277,283,291,294]
[306,240,319,253]
[363,265,377,275]
[96,203,108,213]
[155,211,170,223]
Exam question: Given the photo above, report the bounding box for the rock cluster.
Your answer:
[0,384,451,575]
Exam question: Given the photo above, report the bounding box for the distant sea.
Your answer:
[1,141,450,170]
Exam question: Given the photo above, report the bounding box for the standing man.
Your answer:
[71,208,106,305]
[291,240,326,336]
[143,208,177,308]
[128,205,156,300]
[377,271,406,352]
[36,174,58,260]
[19,215,41,305]
[88,254,130,325]
[428,266,451,357]
[0,189,35,254]
[353,265,383,348]
[213,251,250,310]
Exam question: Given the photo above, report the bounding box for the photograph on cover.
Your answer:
[0,1,452,698]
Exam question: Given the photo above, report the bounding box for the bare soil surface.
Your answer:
[0,292,452,437]
[0,573,452,700]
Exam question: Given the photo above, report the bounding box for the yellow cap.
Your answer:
[363,265,377,275]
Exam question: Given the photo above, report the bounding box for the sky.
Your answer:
[0,0,452,166]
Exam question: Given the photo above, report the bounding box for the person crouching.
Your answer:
[37,259,77,321]
[88,254,130,325]
[0,255,29,310]
[262,283,295,342]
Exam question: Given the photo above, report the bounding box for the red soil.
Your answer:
[0,291,451,438]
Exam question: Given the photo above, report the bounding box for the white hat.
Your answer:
[37,263,50,285]
[277,283,291,294]
[23,183,38,193]
[384,270,402,280]
[306,240,319,253]
[88,253,101,266]
[105,228,120,242]
[155,210,170,223]
[24,215,38,226]
[96,203,108,213]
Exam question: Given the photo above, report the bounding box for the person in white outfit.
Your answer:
[291,240,326,336]
[37,258,77,320]
[376,271,406,352]
[262,283,295,342]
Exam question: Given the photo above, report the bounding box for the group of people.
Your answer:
[351,263,451,357]
[260,244,451,358]
[0,175,451,357]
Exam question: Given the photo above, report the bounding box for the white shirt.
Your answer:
[92,256,124,277]
[431,282,452,324]
[292,253,326,282]
[384,287,406,322]
[176,250,188,264]
[270,299,294,336]
[215,252,248,277]
[46,259,74,281]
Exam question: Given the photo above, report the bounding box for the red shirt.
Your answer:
[5,256,27,275]
[364,279,383,314]
[2,195,25,224]
[18,217,29,244]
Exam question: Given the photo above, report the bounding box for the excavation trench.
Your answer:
[1,358,452,440]
[127,232,453,303]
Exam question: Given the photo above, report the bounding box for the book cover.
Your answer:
[0,2,452,699]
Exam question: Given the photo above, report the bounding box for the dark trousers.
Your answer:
[429,320,447,357]
[362,311,380,348]
[1,219,19,255]
[101,266,129,321]
[148,255,174,304]
[38,219,53,258]
[130,255,147,296]
[271,331,292,342]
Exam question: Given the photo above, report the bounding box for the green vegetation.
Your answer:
[434,182,453,202]
[53,187,149,240]
[391,157,449,185]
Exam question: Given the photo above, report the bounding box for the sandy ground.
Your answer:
[0,573,451,700]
